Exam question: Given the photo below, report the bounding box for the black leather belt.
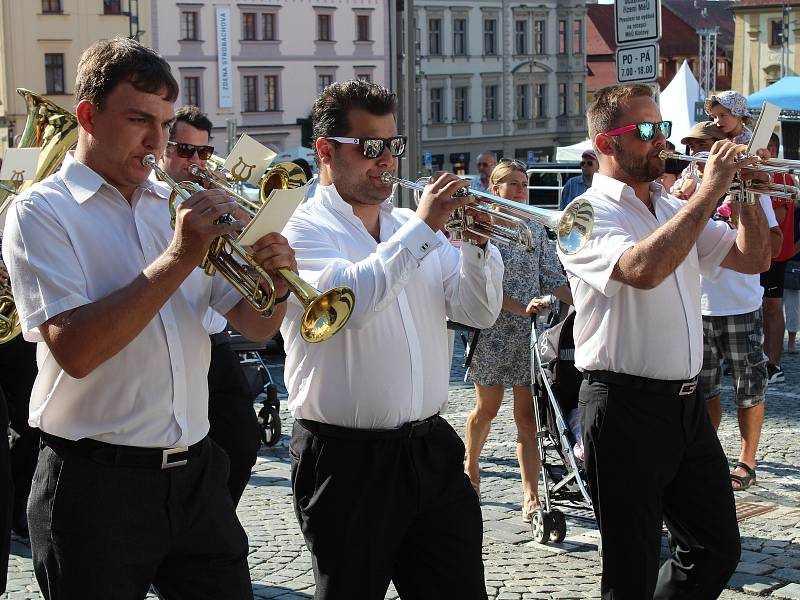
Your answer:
[210,331,231,346]
[583,370,698,397]
[40,432,204,469]
[297,414,441,440]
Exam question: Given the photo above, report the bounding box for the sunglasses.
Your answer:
[477,162,491,167]
[580,160,595,166]
[604,121,672,142]
[498,158,528,170]
[326,136,407,159]
[168,141,214,160]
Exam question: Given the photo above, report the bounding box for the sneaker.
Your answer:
[767,363,785,384]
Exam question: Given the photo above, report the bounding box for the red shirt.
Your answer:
[772,172,796,262]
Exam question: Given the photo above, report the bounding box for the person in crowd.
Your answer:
[281,79,503,599]
[464,158,572,522]
[470,151,497,194]
[670,121,727,200]
[158,105,262,505]
[784,206,800,354]
[705,91,753,145]
[760,134,795,383]
[559,149,598,210]
[558,83,770,599]
[2,37,295,599]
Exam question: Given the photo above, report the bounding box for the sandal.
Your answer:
[522,499,541,524]
[731,462,756,491]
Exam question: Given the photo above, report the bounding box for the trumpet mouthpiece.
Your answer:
[142,154,156,167]
[189,164,202,176]
[380,172,392,183]
[657,150,672,160]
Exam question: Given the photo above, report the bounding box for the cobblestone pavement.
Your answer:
[4,342,800,599]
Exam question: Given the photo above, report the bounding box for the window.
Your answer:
[264,76,278,111]
[717,59,727,77]
[484,19,497,55]
[534,19,545,54]
[484,85,498,120]
[770,20,785,47]
[183,76,200,108]
[263,13,276,40]
[558,83,567,115]
[515,20,527,55]
[356,73,371,82]
[430,87,443,123]
[428,18,442,55]
[573,83,583,115]
[317,14,331,41]
[41,0,62,13]
[243,76,258,112]
[516,84,530,119]
[103,0,122,14]
[242,13,257,41]
[453,18,467,56]
[573,19,582,54]
[318,74,333,93]
[180,11,198,40]
[356,14,370,41]
[45,53,65,94]
[535,83,546,117]
[454,86,468,122]
[558,20,567,54]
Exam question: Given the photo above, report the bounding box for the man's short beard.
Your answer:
[613,139,664,182]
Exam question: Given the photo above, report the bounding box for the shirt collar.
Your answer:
[60,152,159,205]
[314,183,395,219]
[591,172,666,206]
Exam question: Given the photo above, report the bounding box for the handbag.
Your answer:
[785,259,800,290]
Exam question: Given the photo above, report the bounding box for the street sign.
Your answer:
[527,150,535,165]
[423,150,433,171]
[615,0,661,45]
[616,43,659,83]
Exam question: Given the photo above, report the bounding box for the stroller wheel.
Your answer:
[531,509,551,544]
[258,405,281,447]
[265,383,279,410]
[549,509,567,543]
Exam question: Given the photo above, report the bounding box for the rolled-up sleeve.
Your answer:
[283,211,444,329]
[2,194,90,339]
[439,238,504,329]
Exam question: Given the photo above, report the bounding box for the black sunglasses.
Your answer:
[326,136,407,159]
[605,121,672,142]
[580,160,595,166]
[168,141,214,160]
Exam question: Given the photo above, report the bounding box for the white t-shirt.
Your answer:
[700,195,778,316]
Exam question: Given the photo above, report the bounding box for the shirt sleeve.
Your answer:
[696,217,737,280]
[208,269,241,318]
[282,209,446,330]
[535,225,568,294]
[557,199,634,298]
[1,193,91,340]
[438,237,504,329]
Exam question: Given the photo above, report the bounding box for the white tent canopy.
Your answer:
[658,60,700,147]
[554,61,700,162]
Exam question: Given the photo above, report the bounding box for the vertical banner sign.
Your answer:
[216,6,233,109]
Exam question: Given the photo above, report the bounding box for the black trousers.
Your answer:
[0,389,11,595]
[207,335,261,505]
[0,336,38,518]
[580,375,741,599]
[29,436,252,600]
[290,416,487,600]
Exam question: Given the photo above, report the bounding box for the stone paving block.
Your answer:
[736,561,776,575]
[773,567,800,582]
[728,571,783,594]
[772,583,800,599]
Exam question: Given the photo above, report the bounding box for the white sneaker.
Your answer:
[767,364,785,384]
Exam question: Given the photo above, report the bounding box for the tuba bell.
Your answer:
[0,89,78,343]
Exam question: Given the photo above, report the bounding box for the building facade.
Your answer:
[416,0,587,174]
[152,0,390,154]
[0,0,150,149]
[731,0,800,96]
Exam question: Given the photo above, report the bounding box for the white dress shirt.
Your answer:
[281,183,504,428]
[2,154,240,447]
[557,173,737,380]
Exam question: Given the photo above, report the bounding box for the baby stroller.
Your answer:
[227,331,283,447]
[529,305,593,544]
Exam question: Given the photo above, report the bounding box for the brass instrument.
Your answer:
[189,162,355,343]
[0,89,79,344]
[658,150,800,204]
[205,154,306,206]
[380,173,594,254]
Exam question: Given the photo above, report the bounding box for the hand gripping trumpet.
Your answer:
[380,173,594,254]
[144,154,354,342]
[658,150,800,204]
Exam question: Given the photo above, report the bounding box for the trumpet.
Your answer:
[658,150,800,203]
[380,173,594,254]
[188,163,355,343]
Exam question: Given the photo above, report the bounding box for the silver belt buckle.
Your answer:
[161,446,189,469]
[679,381,697,396]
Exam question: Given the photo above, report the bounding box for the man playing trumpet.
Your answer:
[2,38,293,599]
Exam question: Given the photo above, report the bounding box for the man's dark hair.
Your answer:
[768,132,780,150]
[75,37,178,110]
[587,83,654,144]
[170,105,213,140]
[312,79,397,145]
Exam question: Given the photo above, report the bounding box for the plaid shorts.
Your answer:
[700,309,767,408]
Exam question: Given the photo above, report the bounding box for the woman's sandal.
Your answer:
[522,500,542,524]
[731,462,757,491]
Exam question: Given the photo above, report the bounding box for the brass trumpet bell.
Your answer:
[0,284,20,344]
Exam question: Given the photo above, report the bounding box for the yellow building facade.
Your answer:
[0,0,152,149]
